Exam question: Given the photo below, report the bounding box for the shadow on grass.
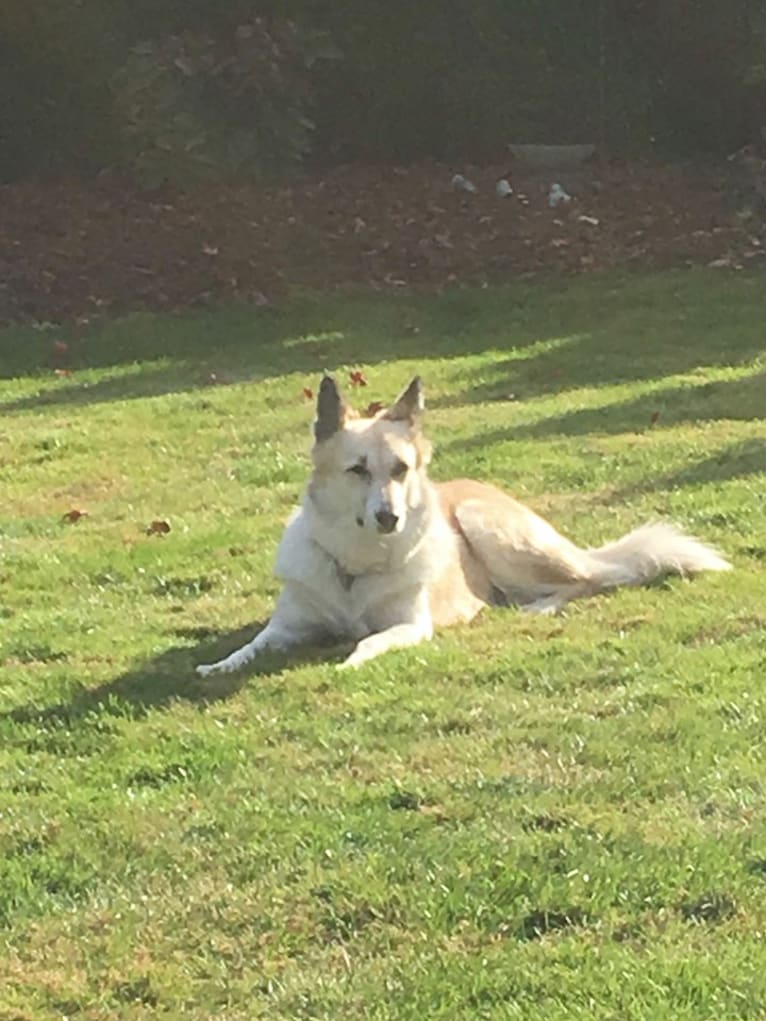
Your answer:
[444,371,766,454]
[2,273,765,413]
[4,623,349,727]
[614,437,766,500]
[0,289,540,408]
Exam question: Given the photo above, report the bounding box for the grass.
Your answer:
[1,269,765,1020]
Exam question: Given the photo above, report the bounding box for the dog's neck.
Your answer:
[333,560,358,591]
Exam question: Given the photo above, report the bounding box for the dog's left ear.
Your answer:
[386,376,424,424]
[314,374,348,442]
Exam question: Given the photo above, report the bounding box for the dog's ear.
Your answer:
[314,374,348,442]
[385,376,424,425]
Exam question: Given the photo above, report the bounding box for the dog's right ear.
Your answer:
[385,376,424,425]
[314,374,347,442]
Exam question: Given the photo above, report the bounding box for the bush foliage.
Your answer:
[113,19,336,185]
[1,0,765,182]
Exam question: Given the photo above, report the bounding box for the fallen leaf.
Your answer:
[54,368,72,377]
[363,400,385,417]
[302,386,314,400]
[349,370,368,387]
[147,519,171,535]
[63,509,87,523]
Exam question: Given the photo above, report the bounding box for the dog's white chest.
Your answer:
[273,508,398,638]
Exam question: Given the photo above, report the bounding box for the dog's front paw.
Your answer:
[197,645,257,676]
[336,658,357,671]
[337,649,367,670]
[521,595,564,616]
[196,659,237,677]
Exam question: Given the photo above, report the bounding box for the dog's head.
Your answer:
[309,375,432,536]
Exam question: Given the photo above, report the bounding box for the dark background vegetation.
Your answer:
[2,0,766,185]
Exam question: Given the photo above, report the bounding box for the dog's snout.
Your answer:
[375,508,399,534]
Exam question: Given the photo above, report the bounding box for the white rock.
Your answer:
[451,173,478,193]
[548,183,572,208]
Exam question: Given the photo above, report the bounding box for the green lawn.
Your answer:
[1,270,765,1020]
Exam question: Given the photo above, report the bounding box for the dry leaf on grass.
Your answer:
[146,519,171,536]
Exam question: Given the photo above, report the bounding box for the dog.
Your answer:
[197,375,730,674]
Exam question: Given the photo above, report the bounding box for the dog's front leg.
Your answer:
[196,618,289,676]
[339,590,433,669]
[339,621,432,669]
[196,587,320,677]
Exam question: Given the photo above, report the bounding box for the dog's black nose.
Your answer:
[375,509,399,533]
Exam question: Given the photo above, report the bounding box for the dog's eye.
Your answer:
[391,459,408,480]
[347,463,370,478]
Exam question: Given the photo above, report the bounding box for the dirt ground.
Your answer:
[1,158,763,326]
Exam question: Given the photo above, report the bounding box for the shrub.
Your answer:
[113,17,338,186]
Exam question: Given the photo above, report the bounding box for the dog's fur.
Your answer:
[197,375,730,674]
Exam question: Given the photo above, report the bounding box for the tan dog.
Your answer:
[197,376,730,673]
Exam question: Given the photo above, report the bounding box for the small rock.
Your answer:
[548,183,572,208]
[451,173,478,194]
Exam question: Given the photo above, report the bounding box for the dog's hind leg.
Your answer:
[519,584,591,615]
[455,494,730,612]
[453,496,592,610]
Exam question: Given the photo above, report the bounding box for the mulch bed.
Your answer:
[1,159,763,326]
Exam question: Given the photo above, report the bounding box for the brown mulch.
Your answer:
[0,159,763,326]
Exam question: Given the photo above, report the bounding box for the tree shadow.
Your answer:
[518,369,765,438]
[3,623,350,728]
[614,437,766,500]
[0,361,228,413]
[444,371,765,453]
[0,288,546,409]
[435,325,764,411]
[428,273,766,410]
[3,272,765,413]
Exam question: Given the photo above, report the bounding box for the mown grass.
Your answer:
[1,269,765,1020]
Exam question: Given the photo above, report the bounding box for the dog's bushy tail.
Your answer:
[585,522,731,590]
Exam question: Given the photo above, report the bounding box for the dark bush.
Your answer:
[112,18,338,186]
[1,0,766,181]
[0,0,130,180]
